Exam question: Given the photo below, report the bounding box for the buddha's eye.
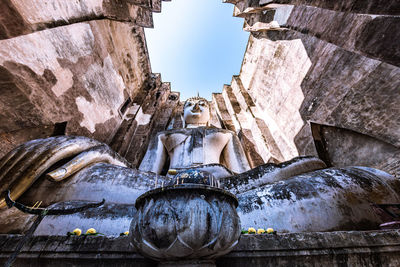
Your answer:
[199,102,205,106]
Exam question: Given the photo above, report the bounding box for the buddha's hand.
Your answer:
[0,136,129,208]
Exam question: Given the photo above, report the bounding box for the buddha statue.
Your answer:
[139,96,250,179]
[0,96,399,235]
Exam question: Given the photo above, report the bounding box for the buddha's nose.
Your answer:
[192,103,200,111]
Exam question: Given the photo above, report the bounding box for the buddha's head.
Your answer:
[183,96,210,128]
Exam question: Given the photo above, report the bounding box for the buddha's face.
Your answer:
[183,98,210,126]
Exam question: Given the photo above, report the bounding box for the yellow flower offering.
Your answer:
[248,227,256,234]
[257,228,265,234]
[124,231,129,235]
[86,228,97,235]
[168,169,177,175]
[267,227,274,234]
[72,228,82,236]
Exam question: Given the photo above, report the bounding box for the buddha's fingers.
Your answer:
[47,144,129,182]
[0,138,50,167]
[0,139,41,171]
[0,136,104,209]
[0,137,71,189]
[0,138,55,182]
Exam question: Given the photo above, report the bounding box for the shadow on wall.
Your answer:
[311,122,400,177]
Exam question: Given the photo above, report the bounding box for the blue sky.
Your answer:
[145,0,249,100]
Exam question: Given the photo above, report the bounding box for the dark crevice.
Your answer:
[51,122,67,136]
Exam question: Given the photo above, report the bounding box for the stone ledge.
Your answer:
[0,230,400,266]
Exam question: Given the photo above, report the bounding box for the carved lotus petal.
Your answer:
[175,196,219,250]
[163,235,194,258]
[211,202,241,256]
[142,198,177,249]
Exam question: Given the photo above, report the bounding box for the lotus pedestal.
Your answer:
[130,184,240,266]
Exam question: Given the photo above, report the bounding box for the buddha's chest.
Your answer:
[161,130,231,165]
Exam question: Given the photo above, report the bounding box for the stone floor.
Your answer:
[1,230,400,266]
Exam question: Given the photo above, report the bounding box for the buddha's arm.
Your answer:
[138,133,167,174]
[222,134,251,174]
[47,144,129,181]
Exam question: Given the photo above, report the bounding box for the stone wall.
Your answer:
[214,0,400,176]
[1,230,400,266]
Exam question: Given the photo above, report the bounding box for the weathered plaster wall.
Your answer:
[0,0,172,159]
[215,0,400,175]
[0,21,150,152]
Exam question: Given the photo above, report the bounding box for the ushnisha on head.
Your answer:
[183,96,210,128]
